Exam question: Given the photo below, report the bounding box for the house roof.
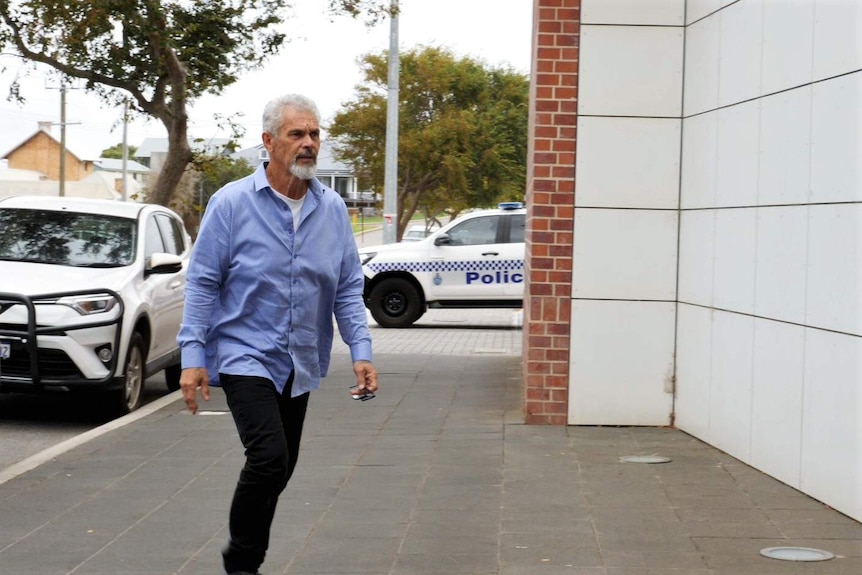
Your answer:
[135,137,233,158]
[1,127,87,162]
[92,158,151,174]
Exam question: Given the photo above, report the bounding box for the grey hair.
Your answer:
[262,94,321,135]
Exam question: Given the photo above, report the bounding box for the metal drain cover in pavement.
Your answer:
[619,455,672,464]
[760,547,835,562]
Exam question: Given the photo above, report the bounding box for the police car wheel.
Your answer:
[368,278,424,328]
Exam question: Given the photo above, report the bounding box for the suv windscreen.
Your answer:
[0,208,137,267]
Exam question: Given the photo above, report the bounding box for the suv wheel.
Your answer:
[368,278,424,328]
[112,332,146,415]
[164,364,181,392]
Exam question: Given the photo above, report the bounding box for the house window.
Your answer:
[334,176,351,197]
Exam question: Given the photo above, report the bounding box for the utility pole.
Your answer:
[121,100,129,201]
[59,83,66,196]
[46,79,79,197]
[382,0,399,244]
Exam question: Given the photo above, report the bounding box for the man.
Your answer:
[177,93,378,575]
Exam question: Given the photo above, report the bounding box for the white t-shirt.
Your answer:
[273,191,305,227]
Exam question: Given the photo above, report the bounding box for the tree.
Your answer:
[157,154,253,238]
[0,0,392,206]
[328,46,528,239]
[100,143,138,160]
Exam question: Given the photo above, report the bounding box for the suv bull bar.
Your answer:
[0,289,125,389]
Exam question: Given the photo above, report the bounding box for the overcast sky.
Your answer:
[0,0,533,160]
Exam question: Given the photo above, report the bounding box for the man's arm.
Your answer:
[177,195,230,413]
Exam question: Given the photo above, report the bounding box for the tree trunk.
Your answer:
[143,43,192,208]
[147,129,193,208]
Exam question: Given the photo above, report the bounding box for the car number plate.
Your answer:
[0,342,9,360]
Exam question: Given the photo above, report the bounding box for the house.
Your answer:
[93,157,151,185]
[0,123,140,200]
[1,122,94,182]
[135,136,233,173]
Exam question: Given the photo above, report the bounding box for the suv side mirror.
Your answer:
[434,233,452,246]
[146,252,183,275]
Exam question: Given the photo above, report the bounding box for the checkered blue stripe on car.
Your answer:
[368,259,523,273]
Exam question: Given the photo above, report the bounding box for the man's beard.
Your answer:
[290,157,317,180]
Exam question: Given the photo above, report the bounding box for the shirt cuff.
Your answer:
[181,346,207,370]
[349,341,373,364]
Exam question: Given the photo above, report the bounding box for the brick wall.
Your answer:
[523,0,579,425]
[6,131,93,181]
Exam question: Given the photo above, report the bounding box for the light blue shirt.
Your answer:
[177,163,372,396]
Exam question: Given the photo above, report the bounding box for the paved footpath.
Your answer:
[0,309,860,574]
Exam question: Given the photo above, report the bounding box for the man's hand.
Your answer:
[180,367,210,414]
[351,360,378,398]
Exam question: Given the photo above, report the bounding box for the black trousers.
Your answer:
[220,372,309,574]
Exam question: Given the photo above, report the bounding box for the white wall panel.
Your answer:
[709,311,755,460]
[754,207,808,325]
[718,0,763,106]
[683,16,720,116]
[805,204,861,336]
[762,0,814,94]
[687,0,722,23]
[678,209,715,306]
[572,209,678,301]
[810,73,862,204]
[812,0,862,82]
[575,117,681,209]
[681,112,718,209]
[671,0,862,524]
[687,0,737,24]
[578,25,684,117]
[582,0,684,25]
[716,101,760,208]
[569,300,675,425]
[673,304,713,439]
[750,319,804,488]
[713,208,756,314]
[758,87,812,206]
[800,329,862,521]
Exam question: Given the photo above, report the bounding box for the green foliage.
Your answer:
[326,0,395,24]
[0,0,391,206]
[195,154,254,205]
[328,46,528,237]
[0,0,289,105]
[100,143,138,160]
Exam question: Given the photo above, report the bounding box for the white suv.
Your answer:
[359,202,526,327]
[0,196,191,415]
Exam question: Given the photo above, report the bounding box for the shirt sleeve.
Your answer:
[333,210,373,364]
[176,194,231,369]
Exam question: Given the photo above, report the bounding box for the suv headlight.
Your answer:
[57,294,119,315]
[359,252,377,266]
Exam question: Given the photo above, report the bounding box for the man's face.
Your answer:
[264,107,321,179]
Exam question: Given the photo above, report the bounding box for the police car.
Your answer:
[359,202,526,327]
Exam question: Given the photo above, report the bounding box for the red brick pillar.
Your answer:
[523,0,579,425]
